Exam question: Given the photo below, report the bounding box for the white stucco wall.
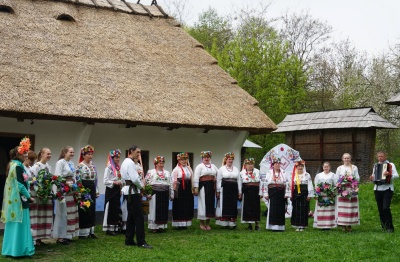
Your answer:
[0,117,248,195]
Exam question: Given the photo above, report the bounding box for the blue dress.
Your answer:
[1,160,35,257]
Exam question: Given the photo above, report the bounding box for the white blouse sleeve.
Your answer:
[103,167,114,188]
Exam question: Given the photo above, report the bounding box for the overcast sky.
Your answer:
[154,0,400,56]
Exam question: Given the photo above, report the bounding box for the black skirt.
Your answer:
[268,186,286,226]
[242,183,260,222]
[172,178,194,222]
[220,179,238,219]
[199,179,215,218]
[154,188,169,224]
[79,180,96,228]
[104,185,121,225]
[291,185,309,227]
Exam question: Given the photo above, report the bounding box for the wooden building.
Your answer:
[274,107,396,181]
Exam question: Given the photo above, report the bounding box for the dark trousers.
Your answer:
[374,189,394,231]
[124,194,145,245]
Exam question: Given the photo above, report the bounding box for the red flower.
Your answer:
[280,147,284,151]
[57,192,62,197]
[78,183,83,187]
[64,186,70,192]
[52,175,58,180]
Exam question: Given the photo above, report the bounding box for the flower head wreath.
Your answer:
[17,136,31,155]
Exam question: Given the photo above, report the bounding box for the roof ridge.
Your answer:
[44,0,169,18]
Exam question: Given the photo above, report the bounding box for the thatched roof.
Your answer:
[386,93,400,105]
[274,107,397,132]
[0,0,276,134]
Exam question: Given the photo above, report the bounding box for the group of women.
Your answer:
[1,142,102,258]
[2,139,360,258]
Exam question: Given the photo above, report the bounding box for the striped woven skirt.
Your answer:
[30,189,53,241]
[172,178,194,227]
[336,196,360,225]
[313,201,336,228]
[52,194,79,239]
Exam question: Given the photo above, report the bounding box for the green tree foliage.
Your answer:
[187,9,308,163]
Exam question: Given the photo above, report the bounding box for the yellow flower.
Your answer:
[80,188,85,193]
[84,201,91,208]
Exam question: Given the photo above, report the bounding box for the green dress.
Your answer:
[1,160,35,257]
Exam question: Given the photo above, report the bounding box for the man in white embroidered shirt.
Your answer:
[370,151,399,233]
[121,145,152,248]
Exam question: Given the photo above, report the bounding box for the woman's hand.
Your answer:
[216,192,220,199]
[264,196,269,200]
[306,197,311,201]
[193,187,199,196]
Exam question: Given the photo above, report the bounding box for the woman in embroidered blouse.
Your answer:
[264,159,290,231]
[216,152,241,229]
[145,156,172,233]
[76,145,98,239]
[240,158,262,230]
[171,152,194,229]
[30,148,53,246]
[313,162,337,229]
[335,153,360,232]
[193,151,218,230]
[1,138,35,258]
[103,149,123,236]
[52,146,79,245]
[290,160,314,231]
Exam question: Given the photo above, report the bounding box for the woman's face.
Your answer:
[179,158,188,166]
[113,156,120,165]
[65,148,74,161]
[83,152,93,162]
[323,164,330,173]
[342,154,351,165]
[156,161,165,169]
[42,149,52,163]
[246,163,254,171]
[202,156,211,164]
[226,157,234,166]
[297,165,304,173]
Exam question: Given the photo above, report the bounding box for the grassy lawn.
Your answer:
[1,182,400,261]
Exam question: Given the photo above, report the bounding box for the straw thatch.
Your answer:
[274,107,397,132]
[386,92,400,105]
[0,0,276,134]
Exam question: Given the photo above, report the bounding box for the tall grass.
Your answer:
[1,182,400,261]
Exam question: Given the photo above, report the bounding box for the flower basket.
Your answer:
[315,182,337,206]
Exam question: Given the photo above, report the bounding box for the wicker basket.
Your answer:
[142,200,150,215]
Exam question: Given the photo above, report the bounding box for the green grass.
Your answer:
[2,182,400,261]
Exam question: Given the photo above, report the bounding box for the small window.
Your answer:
[56,14,75,22]
[0,5,14,14]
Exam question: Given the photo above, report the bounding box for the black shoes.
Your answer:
[125,240,137,246]
[255,225,260,231]
[138,242,153,249]
[89,234,98,239]
[247,224,253,230]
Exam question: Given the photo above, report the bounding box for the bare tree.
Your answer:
[157,0,192,25]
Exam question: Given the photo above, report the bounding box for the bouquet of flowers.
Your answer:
[336,172,359,199]
[33,169,54,202]
[51,175,71,203]
[143,184,153,197]
[315,182,337,206]
[72,180,93,211]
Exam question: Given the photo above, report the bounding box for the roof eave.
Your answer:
[0,111,275,135]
